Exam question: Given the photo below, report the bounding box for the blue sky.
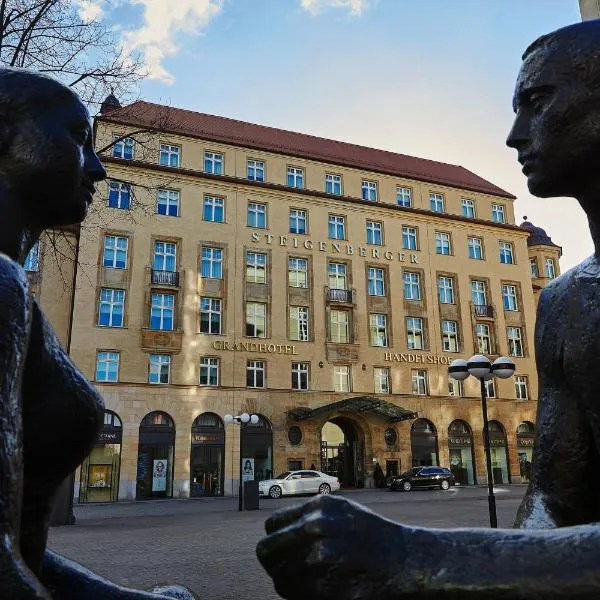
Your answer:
[99,0,583,270]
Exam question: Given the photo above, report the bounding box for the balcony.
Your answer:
[152,269,179,287]
[326,287,354,304]
[472,304,494,318]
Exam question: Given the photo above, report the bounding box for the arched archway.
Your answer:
[411,419,439,467]
[448,420,476,485]
[242,414,273,481]
[137,411,175,499]
[485,420,511,484]
[517,421,535,483]
[320,416,365,488]
[190,412,224,497]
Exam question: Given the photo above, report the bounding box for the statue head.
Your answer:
[0,68,106,227]
[507,21,600,200]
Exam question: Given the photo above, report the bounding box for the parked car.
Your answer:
[258,470,340,499]
[389,466,455,492]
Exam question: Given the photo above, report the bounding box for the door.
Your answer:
[284,473,303,495]
[301,471,320,493]
[413,467,430,487]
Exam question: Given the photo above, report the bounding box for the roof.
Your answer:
[519,217,561,249]
[99,101,515,199]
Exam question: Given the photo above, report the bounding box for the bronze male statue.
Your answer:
[256,20,600,599]
[0,68,194,599]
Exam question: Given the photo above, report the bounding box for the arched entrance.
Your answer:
[411,419,439,467]
[320,417,364,488]
[241,414,273,482]
[486,420,511,484]
[190,412,225,497]
[517,421,535,483]
[448,420,476,485]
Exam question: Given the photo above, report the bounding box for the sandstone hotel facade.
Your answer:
[28,96,561,501]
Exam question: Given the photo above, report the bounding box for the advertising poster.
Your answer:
[152,459,167,491]
[89,464,111,488]
[242,458,254,482]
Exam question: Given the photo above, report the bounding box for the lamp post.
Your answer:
[224,412,259,511]
[448,355,515,528]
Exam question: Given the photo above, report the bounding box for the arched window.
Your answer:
[192,412,223,428]
[448,420,476,485]
[191,412,225,497]
[141,411,174,428]
[104,410,122,428]
[411,418,439,467]
[517,421,535,434]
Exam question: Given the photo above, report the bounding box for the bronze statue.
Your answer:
[257,20,600,599]
[0,69,194,599]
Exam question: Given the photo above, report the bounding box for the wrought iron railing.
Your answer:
[152,269,179,286]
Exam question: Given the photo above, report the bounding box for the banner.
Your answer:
[152,459,167,491]
[242,458,255,482]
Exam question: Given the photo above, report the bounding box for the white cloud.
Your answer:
[74,0,105,22]
[300,0,371,16]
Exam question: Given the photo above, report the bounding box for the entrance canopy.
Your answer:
[287,396,418,423]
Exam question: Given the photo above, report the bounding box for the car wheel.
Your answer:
[269,485,282,499]
[402,481,412,492]
[440,480,450,491]
[318,483,331,495]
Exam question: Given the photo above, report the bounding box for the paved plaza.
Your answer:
[48,486,526,599]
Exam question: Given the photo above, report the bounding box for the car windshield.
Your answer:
[274,472,291,480]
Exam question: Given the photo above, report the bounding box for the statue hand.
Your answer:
[256,495,407,600]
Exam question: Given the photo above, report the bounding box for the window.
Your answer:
[247,159,264,182]
[154,188,180,217]
[247,360,265,388]
[461,198,476,218]
[406,317,424,350]
[325,174,342,195]
[402,226,418,250]
[328,215,346,240]
[508,326,524,357]
[289,209,307,234]
[471,280,487,305]
[492,203,505,223]
[24,242,39,272]
[108,182,131,209]
[484,379,496,398]
[499,241,514,264]
[113,136,134,160]
[442,320,458,352]
[247,252,266,284]
[204,151,223,175]
[430,193,444,212]
[330,310,349,343]
[374,367,390,394]
[334,365,350,392]
[403,271,421,300]
[149,354,171,384]
[448,378,463,397]
[530,258,539,278]
[103,235,128,269]
[366,221,383,245]
[200,298,222,334]
[370,314,388,347]
[159,144,180,168]
[201,247,223,279]
[362,180,378,202]
[468,237,483,260]
[502,284,518,311]
[247,202,266,229]
[476,323,492,354]
[435,231,451,255]
[288,257,308,288]
[203,196,224,222]
[98,289,125,327]
[150,293,174,331]
[199,357,219,386]
[367,267,385,296]
[289,307,309,341]
[397,187,412,207]
[287,167,304,188]
[515,375,529,400]
[246,302,266,337]
[292,362,309,390]
[328,262,347,289]
[412,370,428,395]
[545,258,556,279]
[438,276,455,304]
[96,351,119,382]
[153,241,176,272]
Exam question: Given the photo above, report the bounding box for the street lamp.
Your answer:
[224,412,259,511]
[448,355,515,528]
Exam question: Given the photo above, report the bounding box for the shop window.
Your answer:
[191,412,225,497]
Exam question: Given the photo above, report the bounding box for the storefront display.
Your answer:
[190,412,224,497]
[448,420,476,485]
[411,419,439,467]
[487,420,511,484]
[517,421,535,483]
[241,414,272,482]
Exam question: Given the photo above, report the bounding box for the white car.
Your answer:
[258,470,340,499]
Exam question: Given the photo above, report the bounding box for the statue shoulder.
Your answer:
[537,261,581,317]
[0,253,30,307]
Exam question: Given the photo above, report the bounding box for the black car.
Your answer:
[389,466,455,492]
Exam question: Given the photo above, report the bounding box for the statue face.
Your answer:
[506,41,600,198]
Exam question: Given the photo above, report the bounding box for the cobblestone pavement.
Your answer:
[48,486,526,599]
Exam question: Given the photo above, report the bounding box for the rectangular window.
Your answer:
[468,237,483,260]
[247,360,265,388]
[328,262,347,289]
[103,235,128,269]
[325,174,342,195]
[289,306,309,342]
[367,267,385,296]
[362,180,378,202]
[442,320,459,352]
[204,151,223,175]
[246,302,266,338]
[502,284,519,311]
[95,351,119,382]
[508,326,524,357]
[334,365,350,392]
[499,241,514,264]
[461,198,476,218]
[247,159,264,182]
[530,258,539,278]
[24,241,39,272]
[203,196,224,222]
[438,276,455,304]
[369,313,388,347]
[199,298,222,334]
[366,221,383,245]
[492,203,506,223]
[150,293,174,331]
[330,310,349,343]
[287,167,304,188]
[402,226,418,250]
[403,271,421,300]
[201,247,223,279]
[412,370,428,395]
[247,202,267,229]
[199,357,219,386]
[471,280,487,305]
[153,241,177,272]
[98,288,125,327]
[156,189,180,217]
[159,144,180,168]
[515,375,529,400]
[430,193,444,212]
[448,378,463,397]
[292,362,309,390]
[108,182,131,209]
[288,257,308,288]
[406,317,424,350]
[485,379,496,398]
[476,323,492,354]
[113,136,134,160]
[246,252,266,284]
[328,215,346,240]
[149,354,171,384]
[374,367,390,394]
[396,186,412,207]
[289,209,307,234]
[545,258,556,279]
[435,231,451,255]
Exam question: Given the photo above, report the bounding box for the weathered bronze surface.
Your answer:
[0,68,194,599]
[256,20,600,599]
